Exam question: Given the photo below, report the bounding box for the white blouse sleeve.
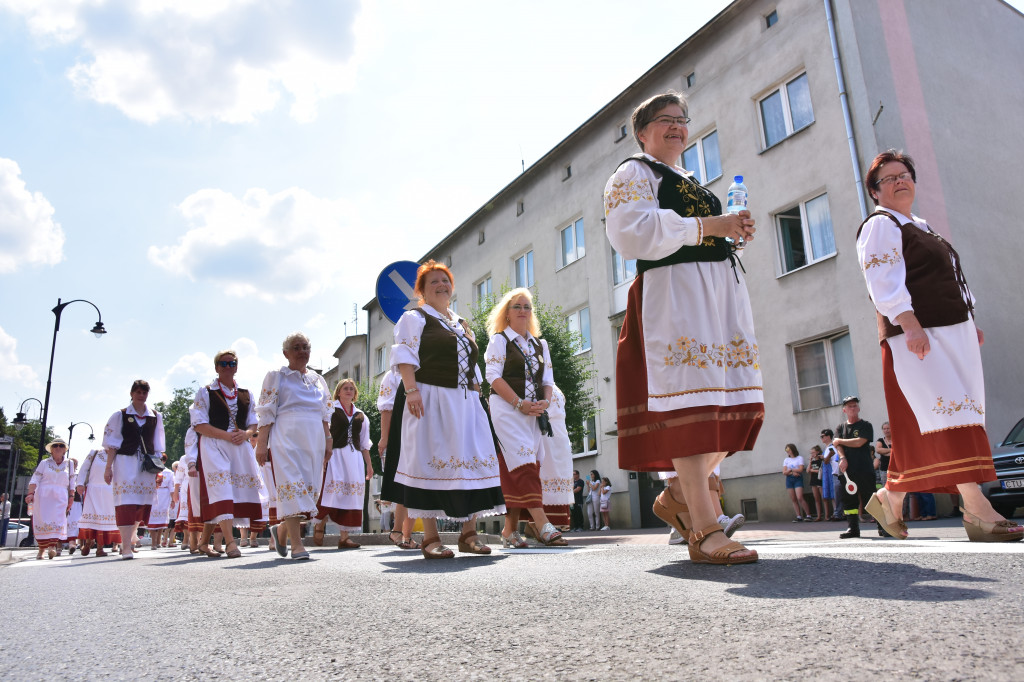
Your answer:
[189,386,211,428]
[358,410,372,451]
[316,373,333,421]
[376,371,399,412]
[153,412,166,453]
[182,427,199,467]
[77,451,96,486]
[256,370,282,427]
[604,159,702,261]
[391,311,426,371]
[484,334,507,384]
[540,339,554,387]
[857,214,913,321]
[102,410,124,451]
[30,459,46,486]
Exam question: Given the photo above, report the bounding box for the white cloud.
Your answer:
[0,158,65,273]
[3,0,364,123]
[0,326,41,388]
[159,337,278,400]
[305,313,328,329]
[149,186,374,302]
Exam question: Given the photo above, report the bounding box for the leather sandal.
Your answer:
[688,524,758,565]
[865,489,908,539]
[337,537,361,549]
[961,507,1024,542]
[537,522,568,546]
[501,531,529,548]
[400,536,421,550]
[197,543,220,558]
[653,488,692,543]
[225,541,242,558]
[388,530,404,547]
[457,531,491,554]
[313,521,326,546]
[421,535,454,559]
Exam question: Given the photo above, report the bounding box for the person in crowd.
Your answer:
[808,445,825,521]
[190,350,263,559]
[783,444,812,522]
[26,438,74,560]
[485,287,567,548]
[910,493,938,521]
[255,333,334,561]
[599,477,613,530]
[605,91,760,565]
[312,378,373,550]
[383,260,505,559]
[102,380,165,560]
[529,383,575,535]
[0,493,10,548]
[145,455,173,550]
[875,421,892,487]
[377,369,418,550]
[586,470,602,531]
[821,429,843,521]
[164,460,180,547]
[76,447,117,557]
[66,462,83,554]
[834,397,876,539]
[571,470,586,532]
[250,431,277,552]
[377,498,393,533]
[180,426,208,554]
[857,149,1021,542]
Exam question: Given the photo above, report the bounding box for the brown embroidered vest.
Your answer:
[499,331,545,400]
[857,210,972,342]
[207,387,251,431]
[118,408,158,455]
[330,407,364,448]
[413,309,479,389]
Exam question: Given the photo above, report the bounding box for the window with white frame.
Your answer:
[790,331,857,411]
[474,276,492,302]
[776,192,835,273]
[450,296,458,315]
[571,415,598,456]
[514,251,534,288]
[759,72,814,148]
[611,248,636,286]
[686,71,696,88]
[765,9,778,28]
[566,307,592,353]
[354,364,361,383]
[559,218,585,268]
[374,346,387,375]
[682,130,722,184]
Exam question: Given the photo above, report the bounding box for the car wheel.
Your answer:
[19,537,34,548]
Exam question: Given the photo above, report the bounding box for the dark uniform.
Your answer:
[837,418,874,538]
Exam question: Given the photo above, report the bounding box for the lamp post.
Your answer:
[38,298,107,461]
[67,421,96,455]
[9,398,43,545]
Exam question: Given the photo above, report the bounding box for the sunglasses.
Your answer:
[217,360,238,368]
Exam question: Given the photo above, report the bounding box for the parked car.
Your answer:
[3,522,31,547]
[982,417,1024,519]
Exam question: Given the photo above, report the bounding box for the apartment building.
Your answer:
[336,0,1023,524]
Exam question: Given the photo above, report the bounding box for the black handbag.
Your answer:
[129,412,164,474]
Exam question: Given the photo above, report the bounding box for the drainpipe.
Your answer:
[825,0,868,220]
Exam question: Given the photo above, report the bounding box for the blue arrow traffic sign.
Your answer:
[376,260,421,324]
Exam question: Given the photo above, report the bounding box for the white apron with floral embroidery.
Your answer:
[320,406,372,529]
[536,385,574,505]
[79,450,117,534]
[29,457,72,543]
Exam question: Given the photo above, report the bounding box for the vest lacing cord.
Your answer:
[455,334,472,398]
[727,244,746,283]
[934,229,975,319]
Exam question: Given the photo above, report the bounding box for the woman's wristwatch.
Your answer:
[514,398,524,412]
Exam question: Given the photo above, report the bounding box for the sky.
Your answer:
[2,0,1022,462]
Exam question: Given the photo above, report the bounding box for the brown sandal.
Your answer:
[961,507,1024,542]
[653,488,692,543]
[421,535,454,559]
[457,531,491,554]
[688,524,758,565]
[225,540,242,559]
[313,521,326,546]
[337,537,361,549]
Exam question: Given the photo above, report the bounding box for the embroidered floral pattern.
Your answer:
[486,355,506,365]
[514,445,537,461]
[34,521,65,534]
[427,453,499,472]
[113,480,157,497]
[862,248,902,270]
[324,480,364,497]
[932,395,984,417]
[673,176,718,217]
[258,387,278,406]
[604,178,655,213]
[664,334,759,370]
[81,512,117,523]
[378,384,393,399]
[276,480,314,502]
[397,335,420,350]
[542,477,573,494]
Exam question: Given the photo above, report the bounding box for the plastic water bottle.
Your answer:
[726,175,748,245]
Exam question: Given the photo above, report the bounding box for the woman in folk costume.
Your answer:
[531,384,575,533]
[145,456,173,549]
[484,288,568,548]
[856,149,1022,542]
[190,350,263,559]
[65,459,83,554]
[376,369,418,550]
[102,379,165,561]
[164,461,180,547]
[26,438,75,560]
[383,260,505,560]
[605,92,761,565]
[76,448,118,557]
[312,378,373,550]
[249,431,275,551]
[255,332,333,561]
[178,427,206,554]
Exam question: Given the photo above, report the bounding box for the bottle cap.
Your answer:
[734,175,743,183]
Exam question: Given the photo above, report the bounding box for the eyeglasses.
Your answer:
[875,172,913,187]
[289,345,311,352]
[217,360,238,368]
[649,115,691,127]
[51,444,67,449]
[510,304,532,312]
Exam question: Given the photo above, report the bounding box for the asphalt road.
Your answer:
[2,521,1022,681]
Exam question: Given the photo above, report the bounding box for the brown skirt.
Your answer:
[881,340,996,492]
[616,274,763,472]
[521,505,570,526]
[498,456,543,509]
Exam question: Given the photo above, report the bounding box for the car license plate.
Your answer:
[1001,479,1024,490]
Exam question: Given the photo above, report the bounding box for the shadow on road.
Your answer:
[647,555,996,602]
[377,554,510,574]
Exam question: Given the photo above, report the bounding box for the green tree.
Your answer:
[355,380,382,475]
[1,415,55,478]
[154,383,197,465]
[468,287,597,447]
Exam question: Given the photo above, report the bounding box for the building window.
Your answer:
[559,218,585,268]
[612,248,637,286]
[766,9,778,28]
[571,415,598,456]
[563,164,572,180]
[776,193,835,273]
[686,71,696,88]
[475,276,492,302]
[566,306,592,353]
[616,123,628,141]
[516,200,524,216]
[790,331,857,411]
[478,230,485,244]
[514,251,534,288]
[450,297,458,315]
[354,364,361,383]
[682,130,722,184]
[759,72,814,148]
[374,346,387,375]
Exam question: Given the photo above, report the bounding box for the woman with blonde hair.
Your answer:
[312,378,372,550]
[485,287,568,547]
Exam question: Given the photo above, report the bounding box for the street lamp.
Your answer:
[38,298,107,462]
[12,397,43,432]
[67,421,95,454]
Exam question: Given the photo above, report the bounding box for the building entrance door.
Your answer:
[637,472,667,528]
